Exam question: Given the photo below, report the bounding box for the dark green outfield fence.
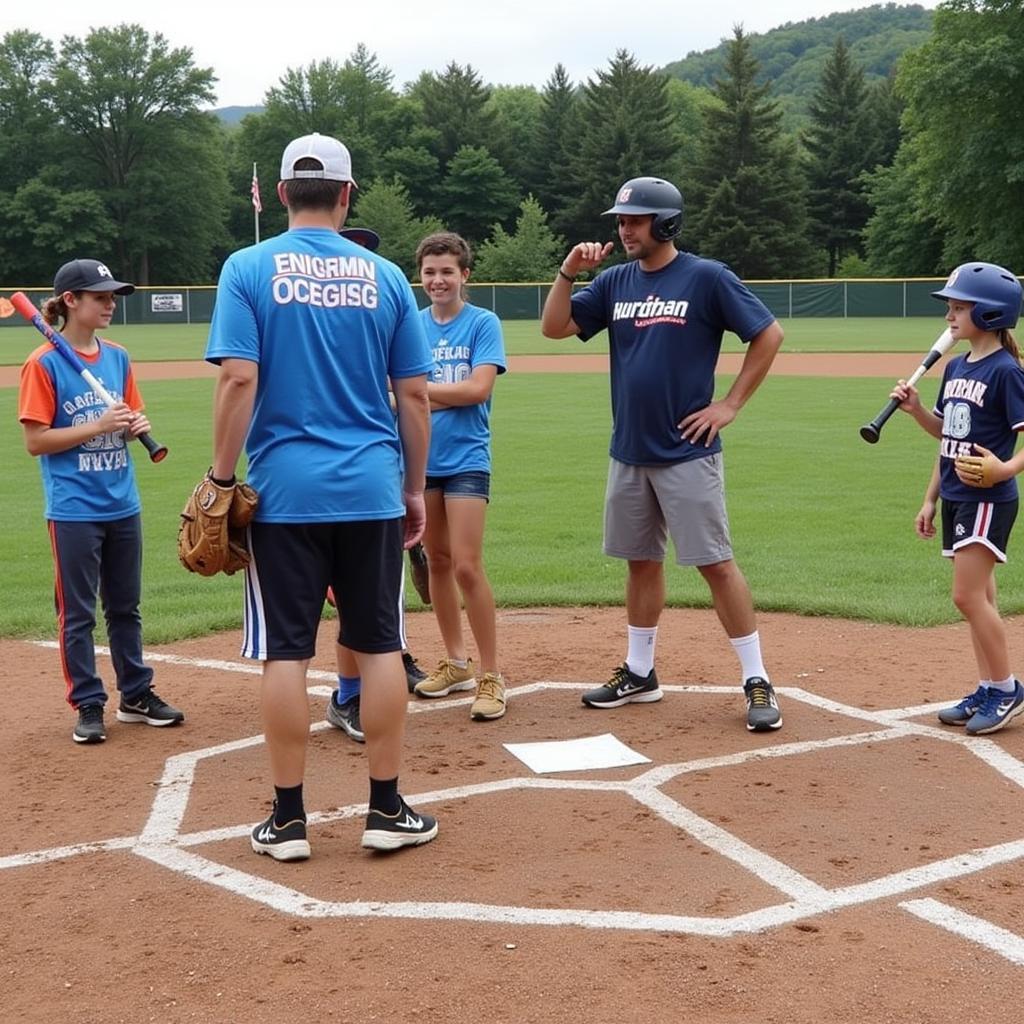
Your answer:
[4,278,1021,327]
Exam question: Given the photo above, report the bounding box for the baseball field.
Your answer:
[2,318,1023,1022]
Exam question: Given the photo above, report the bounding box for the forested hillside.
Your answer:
[662,3,933,125]
[2,3,1021,285]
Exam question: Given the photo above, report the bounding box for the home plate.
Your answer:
[503,733,651,774]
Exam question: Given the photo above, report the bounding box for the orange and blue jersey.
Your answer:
[18,339,143,521]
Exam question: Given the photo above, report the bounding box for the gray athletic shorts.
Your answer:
[603,455,733,566]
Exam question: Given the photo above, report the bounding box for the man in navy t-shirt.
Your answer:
[541,175,786,731]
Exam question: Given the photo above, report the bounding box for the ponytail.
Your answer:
[998,328,1021,364]
[41,295,69,328]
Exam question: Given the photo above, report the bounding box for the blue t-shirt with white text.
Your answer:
[205,227,434,522]
[420,303,506,476]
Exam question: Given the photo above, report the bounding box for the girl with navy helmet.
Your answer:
[891,261,1024,734]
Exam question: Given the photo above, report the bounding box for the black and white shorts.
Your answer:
[941,498,1018,563]
[241,518,405,660]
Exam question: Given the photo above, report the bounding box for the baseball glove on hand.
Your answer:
[178,473,259,576]
[408,542,431,604]
[955,445,1001,489]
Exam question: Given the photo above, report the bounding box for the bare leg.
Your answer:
[261,659,310,788]
[697,559,757,638]
[626,560,665,627]
[423,490,467,661]
[356,651,408,780]
[446,496,497,673]
[952,546,1007,681]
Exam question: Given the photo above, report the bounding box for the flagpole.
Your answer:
[252,162,261,244]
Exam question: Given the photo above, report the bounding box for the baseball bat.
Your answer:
[6,292,167,462]
[859,328,956,444]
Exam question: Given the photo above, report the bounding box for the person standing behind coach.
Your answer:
[205,132,438,859]
[541,176,786,732]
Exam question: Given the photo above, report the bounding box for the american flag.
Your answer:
[251,165,262,214]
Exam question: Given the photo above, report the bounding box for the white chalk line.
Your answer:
[10,641,1024,955]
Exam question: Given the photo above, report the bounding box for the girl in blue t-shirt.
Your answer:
[891,261,1024,736]
[411,233,508,721]
[18,258,184,745]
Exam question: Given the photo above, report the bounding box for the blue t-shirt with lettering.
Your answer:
[932,347,1024,503]
[570,252,775,465]
[206,227,434,522]
[420,303,506,476]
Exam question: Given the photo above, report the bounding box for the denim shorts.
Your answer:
[425,470,491,502]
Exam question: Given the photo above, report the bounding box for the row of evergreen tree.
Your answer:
[1,1,1020,287]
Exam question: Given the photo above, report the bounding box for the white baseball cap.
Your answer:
[280,132,355,183]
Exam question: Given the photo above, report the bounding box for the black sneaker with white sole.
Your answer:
[361,797,438,851]
[73,703,106,744]
[326,693,365,743]
[581,663,662,709]
[403,651,427,693]
[744,676,783,731]
[116,687,185,727]
[250,802,311,861]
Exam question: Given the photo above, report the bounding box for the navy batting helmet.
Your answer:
[603,177,683,242]
[932,262,1022,331]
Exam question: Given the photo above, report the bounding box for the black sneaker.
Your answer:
[326,693,365,743]
[403,651,427,693]
[250,801,311,861]
[73,704,106,744]
[744,677,783,732]
[361,796,438,851]
[116,687,185,727]
[581,663,662,708]
[408,543,431,604]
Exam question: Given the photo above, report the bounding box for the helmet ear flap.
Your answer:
[652,212,682,242]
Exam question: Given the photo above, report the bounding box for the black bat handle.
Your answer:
[860,398,901,443]
[138,431,169,462]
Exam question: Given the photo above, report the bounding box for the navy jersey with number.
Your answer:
[570,252,775,465]
[932,347,1024,503]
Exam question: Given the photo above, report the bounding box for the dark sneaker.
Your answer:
[408,543,431,604]
[361,796,438,851]
[250,801,310,861]
[116,687,185,727]
[73,704,106,744]
[326,693,364,743]
[937,685,988,726]
[744,677,783,732]
[964,681,1024,736]
[403,651,427,693]
[581,663,662,709]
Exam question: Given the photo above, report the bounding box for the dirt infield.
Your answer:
[4,606,1024,1023]
[5,351,1023,1021]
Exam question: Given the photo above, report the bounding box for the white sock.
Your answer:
[730,631,768,684]
[990,675,1015,693]
[626,626,657,677]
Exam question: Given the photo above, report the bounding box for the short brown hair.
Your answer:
[415,232,472,272]
[283,158,347,212]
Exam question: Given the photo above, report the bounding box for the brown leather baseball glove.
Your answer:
[178,473,259,576]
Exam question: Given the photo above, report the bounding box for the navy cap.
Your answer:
[54,259,135,296]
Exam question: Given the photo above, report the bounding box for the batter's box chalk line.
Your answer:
[6,642,1024,960]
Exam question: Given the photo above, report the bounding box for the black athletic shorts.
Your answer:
[941,498,1018,563]
[241,518,404,660]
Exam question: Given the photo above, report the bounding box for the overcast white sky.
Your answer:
[6,1,938,107]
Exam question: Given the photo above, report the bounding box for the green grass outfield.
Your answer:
[0,316,953,364]
[2,369,1014,643]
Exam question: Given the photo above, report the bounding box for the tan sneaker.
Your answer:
[470,672,507,720]
[414,657,475,698]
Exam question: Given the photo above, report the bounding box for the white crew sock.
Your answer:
[990,675,1015,693]
[626,626,658,677]
[730,630,768,684]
